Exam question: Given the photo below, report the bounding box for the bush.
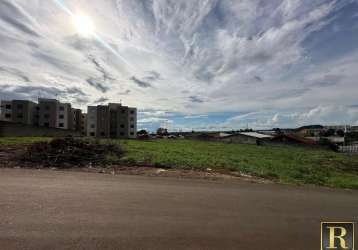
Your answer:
[21,137,123,168]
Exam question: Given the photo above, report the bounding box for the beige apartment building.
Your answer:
[72,109,83,131]
[1,98,83,132]
[57,102,72,129]
[87,103,137,139]
[0,100,13,122]
[38,99,59,128]
[1,99,136,138]
[0,100,36,125]
[81,113,87,135]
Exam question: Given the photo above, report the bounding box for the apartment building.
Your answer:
[38,99,59,128]
[0,100,12,122]
[72,109,83,131]
[57,102,72,129]
[1,98,83,131]
[1,99,136,137]
[87,103,137,139]
[128,107,137,138]
[0,100,36,125]
[81,113,87,135]
[87,106,97,137]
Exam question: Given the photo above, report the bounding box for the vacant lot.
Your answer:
[1,137,358,189]
[115,140,358,189]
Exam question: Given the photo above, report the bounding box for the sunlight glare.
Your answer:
[72,14,95,36]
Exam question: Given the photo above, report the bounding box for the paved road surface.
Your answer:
[0,168,357,250]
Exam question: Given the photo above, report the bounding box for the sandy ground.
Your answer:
[0,168,357,250]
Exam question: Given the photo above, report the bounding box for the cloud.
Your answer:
[88,55,115,81]
[86,78,109,93]
[0,0,357,129]
[118,89,131,95]
[307,74,342,87]
[143,71,162,81]
[269,88,311,100]
[0,0,40,37]
[130,76,152,88]
[254,76,263,82]
[184,114,208,119]
[0,84,90,107]
[94,97,109,104]
[0,66,30,82]
[189,96,204,103]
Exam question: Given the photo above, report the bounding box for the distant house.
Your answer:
[220,132,273,145]
[296,125,324,137]
[271,134,317,145]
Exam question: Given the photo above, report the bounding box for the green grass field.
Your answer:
[115,139,358,189]
[1,137,358,189]
[0,137,52,145]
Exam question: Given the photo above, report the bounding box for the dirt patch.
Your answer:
[62,166,272,183]
[0,144,26,168]
[18,138,123,168]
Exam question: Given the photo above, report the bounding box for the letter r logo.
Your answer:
[321,222,355,250]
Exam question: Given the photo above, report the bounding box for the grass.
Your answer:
[0,137,51,145]
[113,139,358,189]
[1,137,358,189]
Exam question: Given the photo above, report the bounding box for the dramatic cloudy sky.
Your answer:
[1,0,358,131]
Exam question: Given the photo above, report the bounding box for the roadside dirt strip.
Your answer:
[0,168,357,250]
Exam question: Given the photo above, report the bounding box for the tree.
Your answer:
[157,127,168,136]
[336,129,345,137]
[273,128,283,135]
[138,129,148,136]
[324,129,335,137]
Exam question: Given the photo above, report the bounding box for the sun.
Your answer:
[72,14,95,36]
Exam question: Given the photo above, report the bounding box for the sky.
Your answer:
[0,0,358,132]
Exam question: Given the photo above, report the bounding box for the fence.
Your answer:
[338,145,358,154]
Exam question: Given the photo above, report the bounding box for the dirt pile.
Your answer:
[20,138,123,168]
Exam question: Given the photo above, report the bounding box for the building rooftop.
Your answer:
[238,132,273,139]
[38,98,58,102]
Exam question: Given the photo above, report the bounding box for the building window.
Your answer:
[130,117,134,121]
[120,132,124,136]
[44,122,49,127]
[130,132,134,136]
[90,132,95,137]
[59,114,64,119]
[5,113,11,118]
[34,114,39,119]
[17,114,23,119]
[59,123,64,128]
[121,110,125,114]
[130,125,134,129]
[36,106,40,111]
[44,114,50,119]
[120,124,125,128]
[45,105,50,111]
[5,104,11,109]
[90,124,95,129]
[59,106,65,111]
[101,132,105,136]
[130,110,134,114]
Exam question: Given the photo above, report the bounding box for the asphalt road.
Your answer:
[0,168,357,250]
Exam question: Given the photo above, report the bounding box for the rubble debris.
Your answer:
[20,138,123,168]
